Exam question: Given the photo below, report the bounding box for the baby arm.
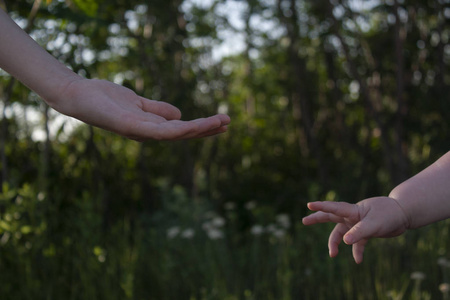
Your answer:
[303,151,450,263]
[0,8,230,141]
[389,151,450,229]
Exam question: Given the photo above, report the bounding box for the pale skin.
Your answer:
[303,151,450,264]
[0,8,230,141]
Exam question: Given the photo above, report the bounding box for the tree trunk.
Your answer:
[0,78,15,190]
[393,0,409,183]
[326,0,400,186]
[39,104,51,194]
[278,0,328,188]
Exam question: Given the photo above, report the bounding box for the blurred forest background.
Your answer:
[0,0,450,299]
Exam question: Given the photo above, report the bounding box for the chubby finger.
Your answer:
[302,211,346,225]
[352,239,368,264]
[328,223,349,258]
[307,201,358,219]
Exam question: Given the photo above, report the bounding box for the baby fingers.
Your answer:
[328,223,350,257]
[352,239,368,264]
[302,211,346,225]
[307,201,359,219]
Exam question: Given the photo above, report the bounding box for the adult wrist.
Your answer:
[41,71,84,114]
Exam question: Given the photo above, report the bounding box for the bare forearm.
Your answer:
[389,151,450,229]
[0,8,231,141]
[0,8,80,109]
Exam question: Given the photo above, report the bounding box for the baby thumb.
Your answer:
[343,221,374,245]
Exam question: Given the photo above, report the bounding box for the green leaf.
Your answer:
[72,0,99,17]
[0,220,11,231]
[20,226,32,234]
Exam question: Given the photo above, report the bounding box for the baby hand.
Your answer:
[302,197,409,263]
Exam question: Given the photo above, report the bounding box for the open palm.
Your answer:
[56,78,230,141]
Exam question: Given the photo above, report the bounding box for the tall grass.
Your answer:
[0,183,449,299]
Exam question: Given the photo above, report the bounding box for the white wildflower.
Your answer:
[276,214,291,229]
[167,226,180,239]
[206,228,224,240]
[245,201,256,210]
[410,271,426,281]
[272,229,286,239]
[181,228,195,239]
[37,192,45,201]
[250,225,264,236]
[212,217,226,227]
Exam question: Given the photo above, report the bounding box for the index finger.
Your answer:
[307,201,358,219]
[302,211,346,225]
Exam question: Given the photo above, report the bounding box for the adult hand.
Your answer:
[302,197,409,263]
[54,78,230,141]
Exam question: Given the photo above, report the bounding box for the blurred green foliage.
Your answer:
[0,0,450,299]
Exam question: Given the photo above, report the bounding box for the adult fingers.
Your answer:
[169,124,228,140]
[139,97,182,120]
[129,115,229,141]
[307,201,358,219]
[168,115,230,140]
[328,223,349,258]
[193,125,228,139]
[192,114,231,127]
